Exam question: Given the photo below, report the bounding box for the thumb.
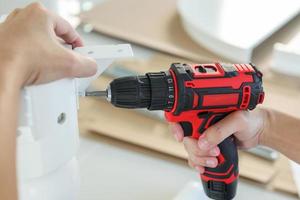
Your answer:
[198,111,248,150]
[66,51,97,78]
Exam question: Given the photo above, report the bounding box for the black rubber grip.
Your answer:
[203,136,238,200]
[179,113,238,200]
[202,113,238,200]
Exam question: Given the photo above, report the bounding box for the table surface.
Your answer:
[77,27,298,200]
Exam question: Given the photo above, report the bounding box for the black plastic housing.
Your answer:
[110,75,151,108]
[110,72,175,110]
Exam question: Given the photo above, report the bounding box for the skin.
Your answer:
[170,109,300,174]
[0,3,97,199]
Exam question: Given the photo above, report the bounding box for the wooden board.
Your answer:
[79,0,221,63]
[272,156,299,195]
[79,98,187,158]
[80,0,300,67]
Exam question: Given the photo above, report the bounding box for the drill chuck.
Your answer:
[108,71,175,111]
[109,75,151,108]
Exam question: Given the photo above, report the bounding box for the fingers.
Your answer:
[198,111,248,150]
[169,123,184,142]
[25,2,83,48]
[184,138,220,157]
[188,160,205,174]
[169,123,221,172]
[189,155,218,168]
[28,3,92,78]
[50,13,83,48]
[183,137,220,173]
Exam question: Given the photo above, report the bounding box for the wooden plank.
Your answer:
[272,156,298,195]
[79,0,221,63]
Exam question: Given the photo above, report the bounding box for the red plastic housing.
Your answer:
[164,63,264,199]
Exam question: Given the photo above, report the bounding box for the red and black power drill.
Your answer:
[87,63,264,200]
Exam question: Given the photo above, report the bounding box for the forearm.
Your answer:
[0,3,95,199]
[261,109,300,163]
[0,65,20,200]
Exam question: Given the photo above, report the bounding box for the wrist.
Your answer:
[0,58,24,92]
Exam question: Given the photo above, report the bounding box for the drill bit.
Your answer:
[85,90,107,97]
[85,86,111,102]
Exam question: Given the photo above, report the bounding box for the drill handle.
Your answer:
[167,111,239,200]
[199,112,238,200]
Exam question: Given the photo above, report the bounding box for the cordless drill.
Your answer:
[87,63,264,200]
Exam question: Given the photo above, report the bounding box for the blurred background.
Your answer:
[1,0,300,199]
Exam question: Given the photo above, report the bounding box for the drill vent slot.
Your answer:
[240,86,251,109]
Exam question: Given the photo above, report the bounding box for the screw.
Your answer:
[57,113,66,124]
